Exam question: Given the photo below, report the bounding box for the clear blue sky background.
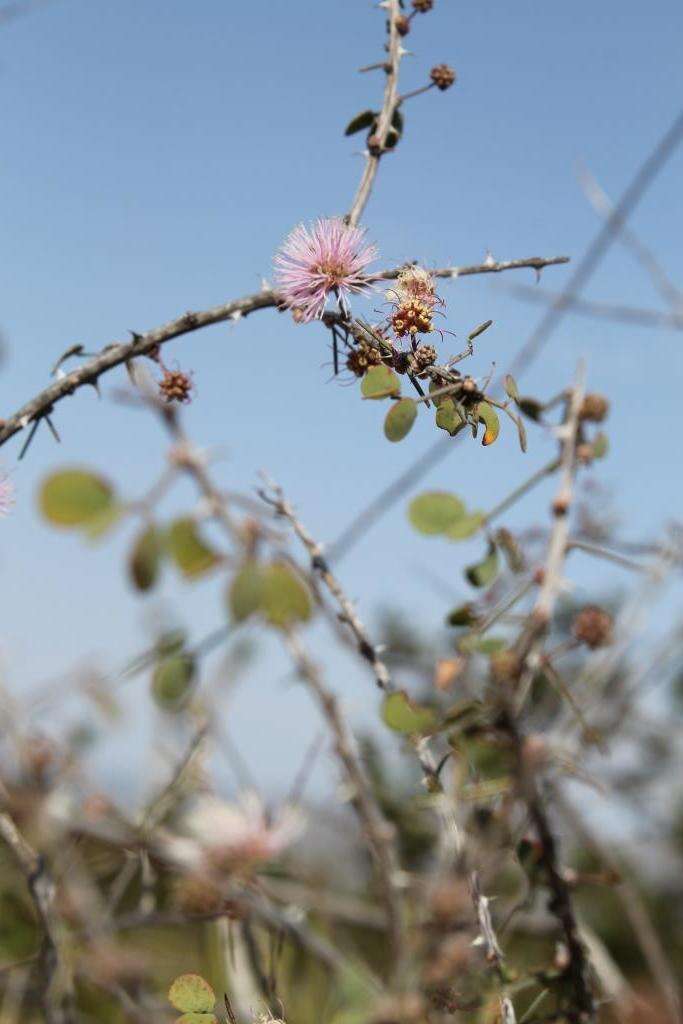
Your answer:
[2,0,682,804]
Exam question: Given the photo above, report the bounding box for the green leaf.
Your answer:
[504,374,520,401]
[82,502,122,540]
[262,563,312,628]
[477,402,500,446]
[129,525,163,592]
[39,469,115,528]
[228,562,265,622]
[446,603,479,627]
[592,432,609,459]
[435,398,465,436]
[168,975,215,1014]
[384,398,417,442]
[465,542,500,588]
[167,518,220,579]
[408,492,465,535]
[382,690,437,735]
[344,109,376,136]
[458,634,507,655]
[361,365,400,400]
[152,654,195,710]
[444,512,484,541]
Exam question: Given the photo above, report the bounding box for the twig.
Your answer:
[509,108,683,376]
[346,0,403,227]
[0,812,73,1023]
[259,479,393,692]
[506,282,683,332]
[284,631,406,980]
[0,256,568,456]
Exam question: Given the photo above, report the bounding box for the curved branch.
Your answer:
[0,255,568,455]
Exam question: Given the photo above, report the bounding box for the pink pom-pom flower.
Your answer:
[274,217,377,322]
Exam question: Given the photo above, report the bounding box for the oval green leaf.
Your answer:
[408,492,465,535]
[361,365,400,400]
[446,603,479,628]
[465,542,500,588]
[129,525,163,592]
[262,563,312,628]
[457,634,507,655]
[39,469,114,528]
[435,398,465,436]
[384,399,417,442]
[445,512,484,541]
[167,518,220,579]
[228,562,265,622]
[168,974,215,1014]
[152,654,195,710]
[382,690,437,735]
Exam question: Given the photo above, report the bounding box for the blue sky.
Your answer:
[2,0,683,801]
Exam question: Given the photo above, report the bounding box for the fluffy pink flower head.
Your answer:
[0,473,14,517]
[274,217,377,322]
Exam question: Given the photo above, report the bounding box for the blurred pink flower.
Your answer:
[0,473,14,517]
[274,218,377,322]
[164,791,304,873]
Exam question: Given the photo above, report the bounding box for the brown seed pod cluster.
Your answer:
[412,0,434,10]
[430,64,457,91]
[579,392,610,423]
[346,341,384,377]
[391,299,434,338]
[572,605,614,649]
[158,368,193,404]
[395,13,411,35]
[407,343,437,377]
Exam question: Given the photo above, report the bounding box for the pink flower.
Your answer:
[0,473,14,517]
[274,218,377,322]
[163,791,304,874]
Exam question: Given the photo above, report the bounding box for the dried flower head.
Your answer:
[274,218,377,322]
[0,471,14,517]
[412,0,434,11]
[430,64,457,91]
[392,264,438,308]
[579,392,610,423]
[159,368,194,405]
[164,791,304,875]
[346,340,384,377]
[396,13,411,34]
[391,299,434,338]
[572,605,614,649]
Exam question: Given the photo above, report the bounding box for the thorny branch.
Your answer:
[346,0,403,228]
[258,479,393,692]
[0,256,568,455]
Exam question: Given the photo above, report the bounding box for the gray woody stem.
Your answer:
[0,255,568,454]
[0,811,73,1024]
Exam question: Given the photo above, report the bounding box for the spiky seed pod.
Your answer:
[430,63,457,91]
[579,392,610,422]
[412,0,434,11]
[346,341,383,377]
[407,343,437,378]
[391,299,434,338]
[395,13,411,34]
[572,605,614,649]
[159,368,193,404]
